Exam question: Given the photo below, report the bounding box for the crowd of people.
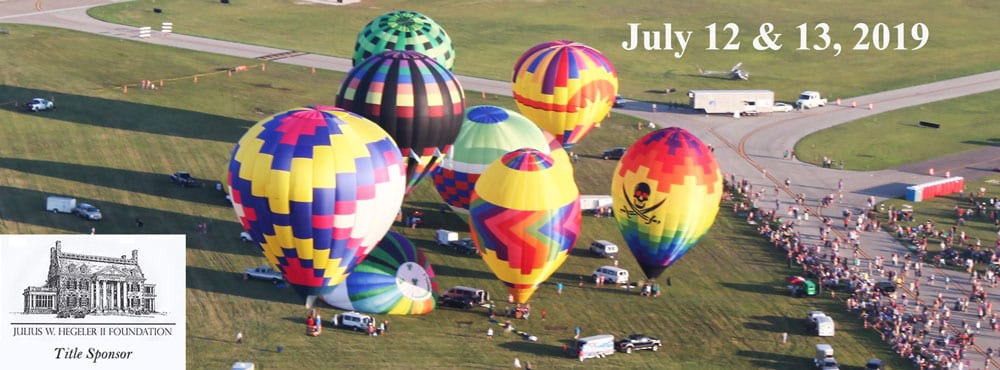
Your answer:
[728,175,1000,369]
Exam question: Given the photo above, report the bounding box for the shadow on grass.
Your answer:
[187,265,302,305]
[960,139,1000,146]
[742,315,798,334]
[498,340,567,357]
[0,85,252,143]
[736,349,806,370]
[719,281,789,296]
[0,157,230,207]
[432,264,496,281]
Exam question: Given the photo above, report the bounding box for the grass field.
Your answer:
[0,23,917,369]
[796,90,1000,171]
[88,0,1000,105]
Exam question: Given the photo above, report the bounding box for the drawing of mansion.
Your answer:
[22,242,157,317]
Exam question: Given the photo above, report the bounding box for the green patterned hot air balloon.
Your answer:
[353,10,454,70]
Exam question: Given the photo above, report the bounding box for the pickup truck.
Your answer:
[244,266,284,282]
[796,91,827,109]
[24,98,54,112]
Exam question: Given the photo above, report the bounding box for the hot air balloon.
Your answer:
[610,127,722,280]
[540,130,573,176]
[431,105,551,213]
[336,50,465,195]
[470,149,580,303]
[354,10,455,70]
[322,231,438,315]
[228,106,406,306]
[512,40,619,149]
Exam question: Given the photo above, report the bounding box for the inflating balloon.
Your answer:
[228,106,406,305]
[322,231,438,315]
[512,40,618,149]
[337,50,465,194]
[354,10,455,70]
[470,149,580,303]
[432,105,551,213]
[611,127,722,280]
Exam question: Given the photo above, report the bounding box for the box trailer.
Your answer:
[579,195,613,211]
[688,90,775,116]
[46,196,77,213]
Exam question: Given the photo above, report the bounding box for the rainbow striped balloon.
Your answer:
[611,127,722,280]
[337,50,465,195]
[470,149,580,303]
[228,106,406,300]
[322,231,438,315]
[353,10,454,70]
[431,105,551,213]
[512,40,618,149]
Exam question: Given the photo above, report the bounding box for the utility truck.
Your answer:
[796,91,828,109]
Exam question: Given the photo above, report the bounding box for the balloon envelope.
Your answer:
[228,106,406,299]
[337,50,465,194]
[432,105,551,213]
[470,149,580,303]
[354,10,454,70]
[611,127,722,280]
[322,231,438,315]
[512,40,618,149]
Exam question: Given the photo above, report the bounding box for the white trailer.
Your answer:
[46,196,77,213]
[579,195,613,211]
[688,90,775,116]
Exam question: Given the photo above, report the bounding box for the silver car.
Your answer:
[73,203,102,220]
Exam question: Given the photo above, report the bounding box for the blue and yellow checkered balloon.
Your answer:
[228,106,406,300]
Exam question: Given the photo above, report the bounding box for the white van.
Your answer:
[333,311,374,331]
[589,240,619,258]
[814,343,834,366]
[573,334,616,361]
[441,286,490,305]
[815,315,835,337]
[46,196,77,213]
[592,266,629,285]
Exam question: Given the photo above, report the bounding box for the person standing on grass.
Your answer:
[236,331,243,344]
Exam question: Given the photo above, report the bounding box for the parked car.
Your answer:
[874,281,896,293]
[772,102,794,112]
[24,98,54,112]
[333,311,374,331]
[616,334,661,353]
[818,358,840,370]
[449,238,477,256]
[865,359,883,370]
[440,286,490,306]
[613,95,626,107]
[170,171,198,187]
[602,147,626,160]
[239,232,254,243]
[589,240,619,258]
[439,295,474,309]
[72,203,103,220]
[244,266,283,282]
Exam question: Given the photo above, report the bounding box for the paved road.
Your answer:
[5,1,1000,367]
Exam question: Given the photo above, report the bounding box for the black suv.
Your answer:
[170,171,198,187]
[616,334,661,353]
[439,295,473,309]
[449,238,478,256]
[602,147,626,160]
[874,281,896,293]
